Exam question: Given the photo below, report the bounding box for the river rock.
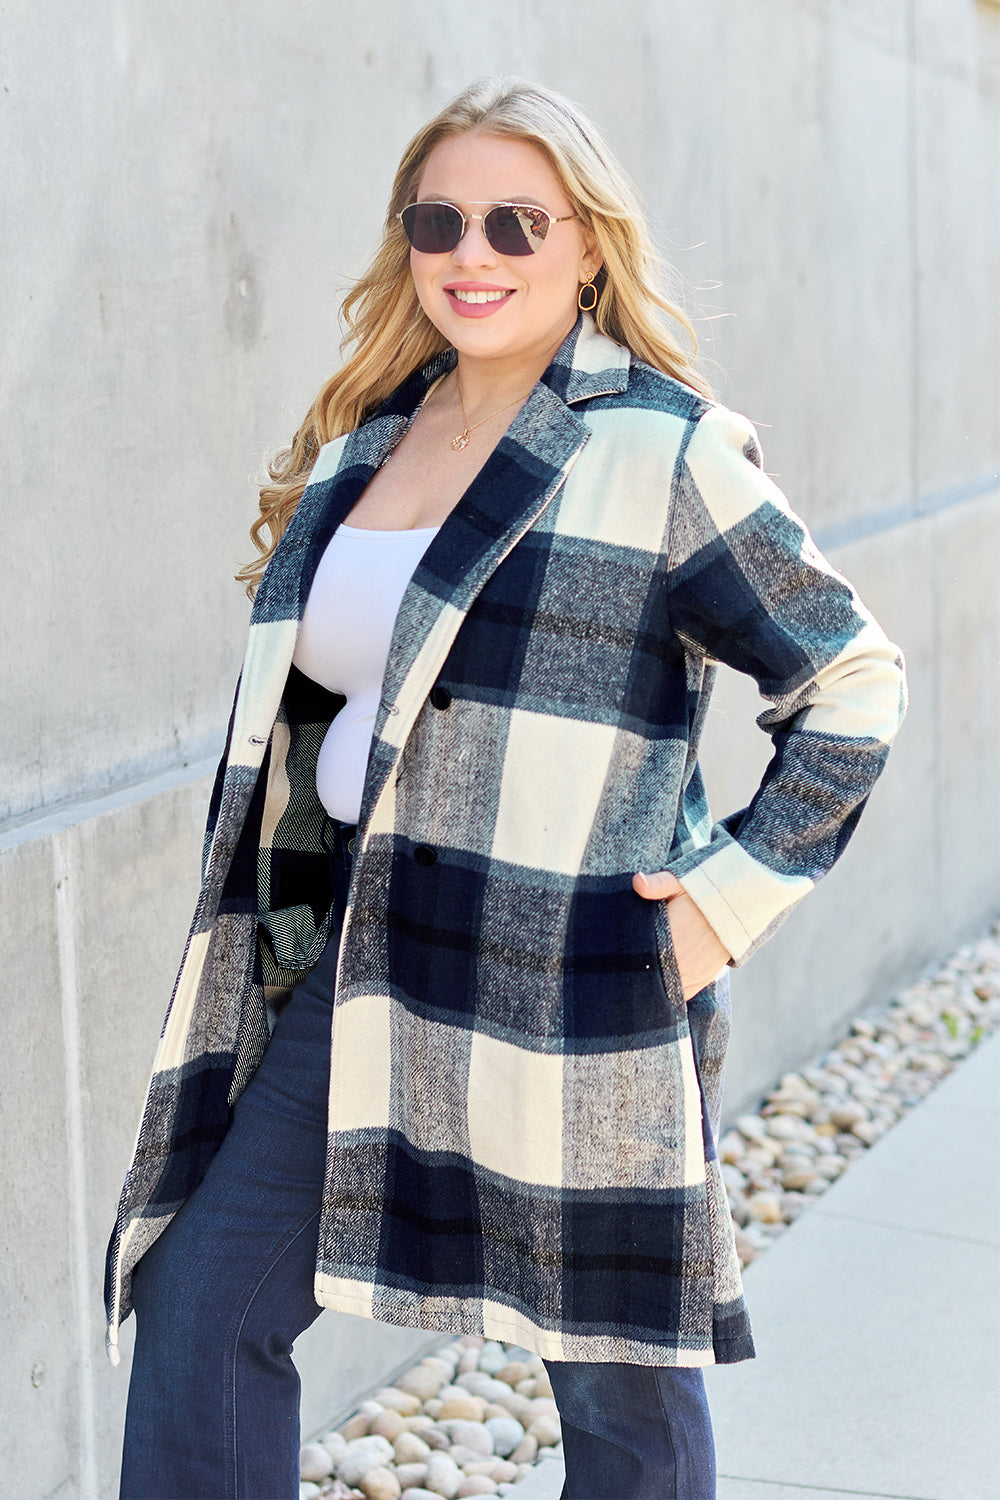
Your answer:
[781,1164,819,1191]
[727,1188,751,1227]
[748,1191,782,1224]
[720,1161,746,1192]
[509,1433,538,1464]
[735,1114,768,1145]
[719,1129,746,1164]
[396,1465,430,1490]
[300,1443,334,1482]
[338,1435,396,1486]
[438,1394,484,1422]
[424,1452,463,1497]
[490,1389,530,1421]
[527,1416,561,1447]
[395,1432,433,1464]
[450,1445,492,1466]
[485,1417,525,1457]
[905,998,936,1027]
[300,1485,321,1500]
[456,1373,511,1403]
[776,1145,816,1167]
[397,1365,446,1402]
[520,1397,558,1424]
[477,1342,508,1375]
[439,1419,493,1456]
[456,1479,497,1496]
[465,1459,518,1482]
[375,1388,423,1417]
[743,1143,779,1168]
[361,1468,403,1500]
[763,1097,811,1118]
[733,1229,758,1266]
[829,1102,867,1130]
[371,1410,408,1442]
[495,1361,530,1387]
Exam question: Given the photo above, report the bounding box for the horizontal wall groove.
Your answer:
[814,472,1000,551]
[0,754,221,853]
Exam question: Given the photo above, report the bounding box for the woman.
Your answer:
[108,77,906,1500]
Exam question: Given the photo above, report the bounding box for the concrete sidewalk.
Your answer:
[516,1029,1000,1500]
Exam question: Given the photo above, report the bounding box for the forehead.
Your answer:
[416,132,567,206]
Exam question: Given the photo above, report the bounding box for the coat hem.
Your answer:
[313,1276,752,1368]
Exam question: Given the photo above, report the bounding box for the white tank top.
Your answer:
[292,522,440,823]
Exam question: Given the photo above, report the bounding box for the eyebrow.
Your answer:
[414,195,553,210]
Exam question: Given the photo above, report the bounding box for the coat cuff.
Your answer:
[670,835,813,967]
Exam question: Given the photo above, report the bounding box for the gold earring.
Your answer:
[577,274,598,312]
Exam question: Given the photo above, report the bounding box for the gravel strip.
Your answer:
[299,921,1000,1499]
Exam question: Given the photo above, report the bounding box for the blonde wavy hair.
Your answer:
[238,76,712,596]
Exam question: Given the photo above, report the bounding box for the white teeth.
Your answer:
[451,288,509,304]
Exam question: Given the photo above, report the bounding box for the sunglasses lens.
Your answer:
[400,202,464,253]
[484,204,549,255]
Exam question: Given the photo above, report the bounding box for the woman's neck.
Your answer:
[449,321,575,417]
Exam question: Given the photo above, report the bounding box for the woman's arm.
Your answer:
[636,402,907,990]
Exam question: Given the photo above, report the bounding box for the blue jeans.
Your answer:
[121,821,716,1499]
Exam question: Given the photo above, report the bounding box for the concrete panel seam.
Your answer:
[814,473,1000,551]
[53,832,99,1500]
[0,754,221,853]
[810,1207,1000,1250]
[715,1476,924,1497]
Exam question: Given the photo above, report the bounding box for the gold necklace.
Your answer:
[451,378,532,451]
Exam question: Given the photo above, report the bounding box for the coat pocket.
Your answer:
[649,895,686,1012]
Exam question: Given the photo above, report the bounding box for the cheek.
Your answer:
[532,258,582,311]
[409,254,439,316]
[409,248,427,293]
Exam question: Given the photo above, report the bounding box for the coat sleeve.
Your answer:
[665,403,907,966]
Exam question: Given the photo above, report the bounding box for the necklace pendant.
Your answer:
[451,432,470,451]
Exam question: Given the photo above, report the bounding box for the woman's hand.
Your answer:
[632,871,731,1001]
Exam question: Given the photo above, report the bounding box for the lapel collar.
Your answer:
[360,315,631,828]
[539,309,631,405]
[236,315,631,819]
[249,350,456,629]
[252,314,628,634]
[232,359,454,760]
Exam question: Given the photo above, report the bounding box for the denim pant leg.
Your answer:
[120,943,340,1500]
[545,1359,716,1500]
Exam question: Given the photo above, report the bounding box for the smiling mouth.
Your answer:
[448,288,514,304]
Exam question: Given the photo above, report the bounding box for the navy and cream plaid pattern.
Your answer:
[106,314,906,1367]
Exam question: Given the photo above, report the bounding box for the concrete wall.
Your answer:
[2,1,998,1494]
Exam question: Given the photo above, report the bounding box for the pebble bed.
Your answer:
[299,922,1000,1500]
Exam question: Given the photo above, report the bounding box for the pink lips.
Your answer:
[443,283,515,319]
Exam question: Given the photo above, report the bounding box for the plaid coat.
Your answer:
[106,314,906,1367]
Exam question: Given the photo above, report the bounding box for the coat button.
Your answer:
[413,844,437,866]
[429,684,452,710]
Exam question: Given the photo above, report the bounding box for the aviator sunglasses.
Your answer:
[398,199,578,257]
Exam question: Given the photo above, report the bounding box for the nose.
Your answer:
[451,215,498,268]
